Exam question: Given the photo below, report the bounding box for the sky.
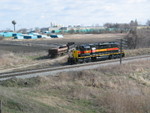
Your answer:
[0,0,150,30]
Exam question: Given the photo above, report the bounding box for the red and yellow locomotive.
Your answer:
[68,42,125,64]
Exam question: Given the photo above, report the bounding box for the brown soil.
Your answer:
[0,33,127,71]
[0,33,126,53]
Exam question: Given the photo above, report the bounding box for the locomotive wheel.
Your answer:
[111,55,116,59]
[108,55,112,59]
[91,57,96,62]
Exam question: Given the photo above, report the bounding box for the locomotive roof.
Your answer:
[77,42,119,48]
[78,44,91,48]
[98,42,118,45]
[88,42,119,46]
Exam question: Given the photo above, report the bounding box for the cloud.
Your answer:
[0,0,150,30]
[127,0,147,3]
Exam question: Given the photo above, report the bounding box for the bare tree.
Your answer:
[130,20,138,28]
[146,20,150,26]
[103,23,113,28]
[125,28,139,49]
[125,27,150,49]
[12,20,16,32]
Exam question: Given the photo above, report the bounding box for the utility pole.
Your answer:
[116,38,127,65]
[120,39,123,65]
[0,100,2,113]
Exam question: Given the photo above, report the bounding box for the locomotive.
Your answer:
[67,42,125,64]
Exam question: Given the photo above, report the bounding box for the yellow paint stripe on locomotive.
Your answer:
[95,48,119,52]
[95,49,107,52]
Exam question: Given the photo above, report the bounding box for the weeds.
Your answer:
[0,55,150,113]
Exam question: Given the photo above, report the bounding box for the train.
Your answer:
[67,42,125,64]
[47,42,125,64]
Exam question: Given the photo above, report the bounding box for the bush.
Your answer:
[125,28,150,49]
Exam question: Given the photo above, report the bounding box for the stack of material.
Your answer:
[14,34,37,39]
[29,33,50,39]
[50,34,63,38]
[14,33,50,39]
[0,32,22,38]
[0,32,63,40]
[41,35,50,38]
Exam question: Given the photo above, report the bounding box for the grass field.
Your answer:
[0,47,150,72]
[0,59,150,113]
[0,33,127,71]
[0,29,150,113]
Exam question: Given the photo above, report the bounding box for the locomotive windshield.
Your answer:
[77,45,90,51]
[77,45,91,57]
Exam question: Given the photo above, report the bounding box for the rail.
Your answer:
[0,55,150,80]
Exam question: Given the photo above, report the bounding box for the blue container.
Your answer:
[57,35,63,38]
[42,35,50,38]
[12,33,17,37]
[0,32,4,36]
[50,34,63,38]
[37,35,42,38]
[3,32,14,37]
[23,35,32,39]
[50,35,57,38]
[14,35,24,39]
[31,35,38,39]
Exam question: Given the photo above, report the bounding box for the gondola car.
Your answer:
[68,42,125,64]
[48,44,68,58]
[48,42,76,58]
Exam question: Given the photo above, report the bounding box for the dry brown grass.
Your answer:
[125,48,150,57]
[0,36,4,40]
[31,60,150,113]
[0,50,31,69]
[64,33,126,39]
[0,51,150,113]
[0,50,67,72]
[98,88,150,113]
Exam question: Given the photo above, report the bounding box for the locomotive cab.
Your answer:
[77,45,91,63]
[68,45,92,63]
[77,45,91,57]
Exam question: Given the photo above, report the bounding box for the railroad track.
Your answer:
[0,55,150,80]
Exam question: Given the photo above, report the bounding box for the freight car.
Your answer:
[48,42,76,58]
[68,42,125,64]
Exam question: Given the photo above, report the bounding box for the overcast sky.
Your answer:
[0,0,150,30]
